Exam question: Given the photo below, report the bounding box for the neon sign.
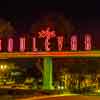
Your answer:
[84,34,92,50]
[20,37,26,52]
[70,35,77,50]
[57,36,64,51]
[32,37,37,51]
[8,38,13,52]
[0,28,93,52]
[38,27,56,51]
[0,39,2,51]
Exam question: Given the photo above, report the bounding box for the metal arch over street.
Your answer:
[0,51,100,58]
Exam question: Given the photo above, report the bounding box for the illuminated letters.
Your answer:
[0,39,2,51]
[84,34,92,50]
[32,37,37,51]
[57,36,64,51]
[0,29,93,52]
[70,35,77,50]
[45,37,51,51]
[20,37,26,52]
[38,27,56,51]
[8,38,13,52]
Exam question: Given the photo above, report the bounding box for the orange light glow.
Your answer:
[0,51,99,59]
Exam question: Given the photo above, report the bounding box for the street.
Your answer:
[17,95,100,100]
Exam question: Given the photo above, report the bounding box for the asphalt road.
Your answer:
[17,95,100,100]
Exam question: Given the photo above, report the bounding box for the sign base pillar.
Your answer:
[43,57,53,90]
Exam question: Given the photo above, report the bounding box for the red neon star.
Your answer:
[38,27,56,39]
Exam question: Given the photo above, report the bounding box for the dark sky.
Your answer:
[0,0,100,49]
[0,1,98,19]
[0,0,98,26]
[0,1,99,28]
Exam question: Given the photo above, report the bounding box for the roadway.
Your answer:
[17,95,100,100]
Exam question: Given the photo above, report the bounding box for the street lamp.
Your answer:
[0,65,3,69]
[4,65,7,69]
[0,64,8,70]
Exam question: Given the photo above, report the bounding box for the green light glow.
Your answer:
[43,57,53,90]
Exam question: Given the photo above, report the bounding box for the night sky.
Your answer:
[0,0,100,49]
[0,1,98,19]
